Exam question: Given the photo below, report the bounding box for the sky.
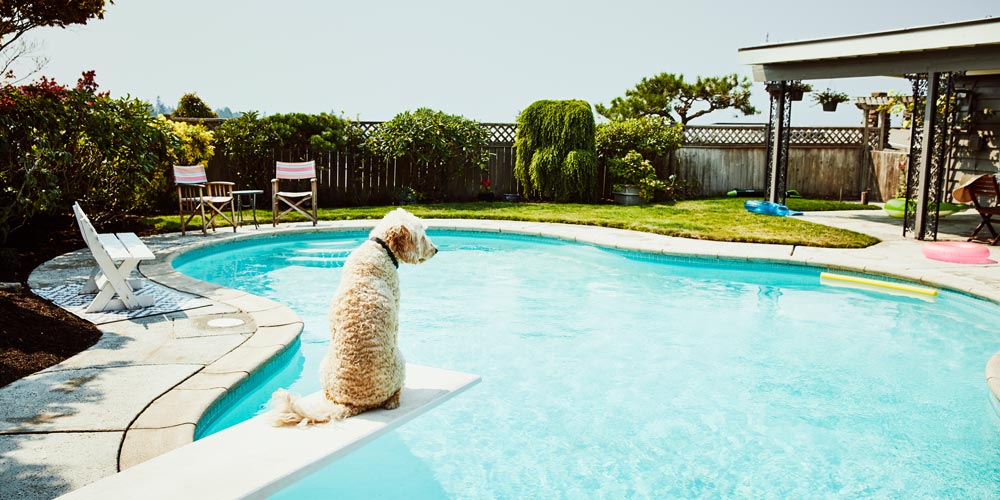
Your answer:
[15,0,1000,126]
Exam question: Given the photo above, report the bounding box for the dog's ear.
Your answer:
[386,225,415,262]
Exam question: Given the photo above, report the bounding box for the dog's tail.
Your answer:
[268,389,356,427]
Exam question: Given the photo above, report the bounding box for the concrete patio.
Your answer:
[2,207,999,500]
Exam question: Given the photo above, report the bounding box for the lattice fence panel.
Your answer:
[683,126,862,146]
[483,123,517,144]
[684,126,767,145]
[789,127,863,145]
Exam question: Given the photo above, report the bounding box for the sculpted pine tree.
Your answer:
[597,73,758,125]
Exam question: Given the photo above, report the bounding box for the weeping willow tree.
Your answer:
[514,100,596,202]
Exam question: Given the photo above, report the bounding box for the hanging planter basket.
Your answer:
[822,102,839,112]
[789,90,805,101]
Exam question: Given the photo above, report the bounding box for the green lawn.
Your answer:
[145,198,882,249]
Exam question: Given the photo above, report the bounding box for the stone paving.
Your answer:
[2,208,1000,500]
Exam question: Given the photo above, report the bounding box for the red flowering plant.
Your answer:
[480,177,492,194]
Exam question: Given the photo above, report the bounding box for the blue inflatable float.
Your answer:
[744,200,803,217]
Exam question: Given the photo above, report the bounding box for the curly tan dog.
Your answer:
[269,208,437,426]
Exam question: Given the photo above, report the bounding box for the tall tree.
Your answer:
[0,1,110,53]
[597,73,758,125]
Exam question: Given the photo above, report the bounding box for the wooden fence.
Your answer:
[207,123,870,206]
[677,126,867,199]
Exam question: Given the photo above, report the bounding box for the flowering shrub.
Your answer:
[0,72,169,243]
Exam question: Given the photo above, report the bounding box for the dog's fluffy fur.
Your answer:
[269,208,437,426]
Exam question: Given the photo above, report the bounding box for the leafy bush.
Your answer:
[266,112,359,154]
[608,151,662,202]
[595,116,682,164]
[368,108,489,202]
[212,111,279,190]
[140,116,215,210]
[212,112,363,196]
[514,100,596,202]
[172,92,217,118]
[155,116,215,166]
[0,72,169,243]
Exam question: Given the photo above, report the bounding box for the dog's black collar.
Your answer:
[370,237,399,269]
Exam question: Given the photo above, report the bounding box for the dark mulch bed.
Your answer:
[0,288,102,388]
[0,214,161,388]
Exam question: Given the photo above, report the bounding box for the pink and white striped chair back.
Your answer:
[276,161,316,180]
[173,165,208,185]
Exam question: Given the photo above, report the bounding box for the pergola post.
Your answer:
[913,72,939,239]
[764,81,793,204]
[903,72,952,240]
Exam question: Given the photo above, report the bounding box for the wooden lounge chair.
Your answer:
[272,161,318,226]
[953,173,1000,245]
[72,202,156,312]
[173,164,236,236]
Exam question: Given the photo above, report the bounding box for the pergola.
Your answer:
[738,17,1000,240]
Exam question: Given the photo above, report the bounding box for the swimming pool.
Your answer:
[175,230,1000,499]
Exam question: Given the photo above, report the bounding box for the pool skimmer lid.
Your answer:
[207,318,246,328]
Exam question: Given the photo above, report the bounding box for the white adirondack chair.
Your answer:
[72,202,156,312]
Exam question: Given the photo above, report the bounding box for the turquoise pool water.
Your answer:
[175,231,1000,499]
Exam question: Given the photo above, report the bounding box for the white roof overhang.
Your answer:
[738,18,1000,81]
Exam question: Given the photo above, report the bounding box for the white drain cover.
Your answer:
[207,318,245,328]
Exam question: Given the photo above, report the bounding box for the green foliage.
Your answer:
[0,0,108,52]
[812,88,849,105]
[368,108,489,202]
[0,72,170,243]
[596,73,757,125]
[213,111,279,190]
[266,113,356,154]
[212,112,363,191]
[155,116,215,166]
[608,151,662,202]
[172,93,217,119]
[514,100,597,202]
[662,174,701,202]
[595,116,682,163]
[144,117,215,209]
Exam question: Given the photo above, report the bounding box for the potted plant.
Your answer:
[478,178,494,201]
[765,81,812,101]
[813,88,850,112]
[609,151,664,205]
[396,186,421,205]
[787,81,812,101]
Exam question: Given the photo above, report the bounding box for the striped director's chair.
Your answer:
[173,164,236,236]
[272,161,318,226]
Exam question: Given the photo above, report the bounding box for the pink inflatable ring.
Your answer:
[921,241,994,264]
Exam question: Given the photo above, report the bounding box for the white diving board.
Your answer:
[56,364,480,500]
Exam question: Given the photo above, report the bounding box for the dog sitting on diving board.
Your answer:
[270,208,438,425]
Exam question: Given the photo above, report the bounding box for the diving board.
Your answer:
[55,364,480,500]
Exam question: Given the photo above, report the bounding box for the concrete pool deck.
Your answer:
[2,208,1000,499]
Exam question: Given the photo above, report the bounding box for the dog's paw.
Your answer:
[381,390,401,410]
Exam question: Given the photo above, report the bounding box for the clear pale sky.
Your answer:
[18,0,1000,126]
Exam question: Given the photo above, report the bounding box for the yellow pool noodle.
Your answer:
[819,272,938,297]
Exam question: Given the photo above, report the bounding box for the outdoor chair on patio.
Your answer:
[953,173,1000,245]
[173,164,236,236]
[72,202,156,312]
[272,160,318,226]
